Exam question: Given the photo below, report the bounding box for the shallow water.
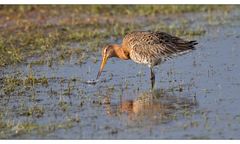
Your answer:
[1,9,240,139]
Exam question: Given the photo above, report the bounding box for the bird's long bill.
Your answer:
[96,55,108,79]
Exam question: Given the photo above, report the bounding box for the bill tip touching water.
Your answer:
[95,31,198,88]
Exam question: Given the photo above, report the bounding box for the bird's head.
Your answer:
[97,45,115,79]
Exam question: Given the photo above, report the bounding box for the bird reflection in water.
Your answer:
[103,88,197,124]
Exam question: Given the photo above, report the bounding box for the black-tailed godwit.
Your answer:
[97,31,198,88]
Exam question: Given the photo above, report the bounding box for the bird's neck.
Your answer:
[112,44,130,60]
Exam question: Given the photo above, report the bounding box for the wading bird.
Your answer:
[96,31,198,88]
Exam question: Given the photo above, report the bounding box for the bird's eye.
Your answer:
[104,48,108,53]
[105,46,110,53]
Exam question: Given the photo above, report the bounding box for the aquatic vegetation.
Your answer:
[0,5,240,139]
[0,5,234,67]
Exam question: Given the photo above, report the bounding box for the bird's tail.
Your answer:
[188,40,198,49]
[171,40,198,57]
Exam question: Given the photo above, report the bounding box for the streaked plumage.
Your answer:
[122,31,198,67]
[97,31,198,88]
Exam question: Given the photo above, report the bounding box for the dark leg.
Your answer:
[150,67,155,89]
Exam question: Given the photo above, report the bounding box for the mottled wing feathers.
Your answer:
[123,31,198,66]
